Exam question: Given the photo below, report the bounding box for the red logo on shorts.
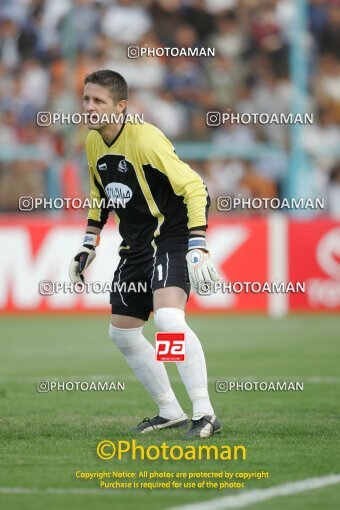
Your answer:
[155,333,185,362]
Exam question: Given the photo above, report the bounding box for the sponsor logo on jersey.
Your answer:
[98,162,107,171]
[105,182,133,205]
[118,159,128,173]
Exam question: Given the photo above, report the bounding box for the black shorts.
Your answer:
[110,250,190,321]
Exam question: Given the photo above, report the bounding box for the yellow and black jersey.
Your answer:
[86,120,210,261]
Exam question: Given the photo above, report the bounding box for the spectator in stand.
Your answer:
[328,161,340,218]
[146,89,188,139]
[101,0,152,44]
[0,109,18,145]
[319,5,340,58]
[182,0,215,41]
[164,55,208,110]
[314,54,340,123]
[209,10,247,60]
[0,18,21,70]
[239,159,278,214]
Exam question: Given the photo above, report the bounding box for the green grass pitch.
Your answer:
[1,314,340,510]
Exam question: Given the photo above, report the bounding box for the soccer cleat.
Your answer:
[185,415,222,439]
[133,413,188,433]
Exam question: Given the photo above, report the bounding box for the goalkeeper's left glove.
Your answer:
[186,235,219,294]
[69,233,99,284]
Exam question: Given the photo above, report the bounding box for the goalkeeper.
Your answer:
[69,69,221,438]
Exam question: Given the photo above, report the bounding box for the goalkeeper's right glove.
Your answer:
[185,235,219,294]
[69,233,99,284]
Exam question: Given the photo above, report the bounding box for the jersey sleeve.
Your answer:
[137,130,210,230]
[86,134,112,230]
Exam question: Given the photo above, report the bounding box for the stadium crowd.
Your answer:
[0,0,339,216]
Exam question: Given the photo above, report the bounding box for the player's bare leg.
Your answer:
[109,313,187,432]
[110,315,144,328]
[153,286,187,310]
[153,287,221,438]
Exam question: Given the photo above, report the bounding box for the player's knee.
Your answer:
[109,324,144,349]
[154,307,186,332]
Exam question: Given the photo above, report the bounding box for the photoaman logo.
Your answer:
[96,440,246,461]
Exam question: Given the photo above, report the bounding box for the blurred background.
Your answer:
[1,5,339,508]
[0,0,339,314]
[1,0,340,214]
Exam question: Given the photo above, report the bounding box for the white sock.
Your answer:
[154,307,214,419]
[109,324,184,420]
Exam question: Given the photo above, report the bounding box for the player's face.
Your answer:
[83,83,126,131]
